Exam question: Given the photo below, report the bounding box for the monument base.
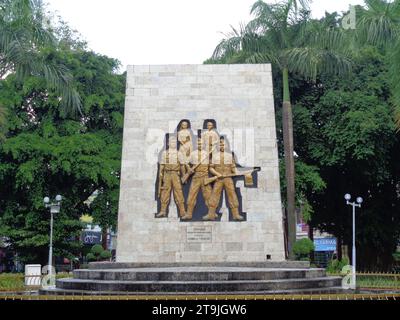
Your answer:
[40,262,345,296]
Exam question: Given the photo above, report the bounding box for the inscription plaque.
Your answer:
[186,226,212,243]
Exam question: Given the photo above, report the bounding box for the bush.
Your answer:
[326,257,350,274]
[100,250,112,260]
[86,245,111,262]
[86,252,96,262]
[293,238,315,261]
[91,244,104,256]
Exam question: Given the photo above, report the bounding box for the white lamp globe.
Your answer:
[344,194,351,201]
[356,197,363,204]
[43,197,50,204]
[55,195,62,202]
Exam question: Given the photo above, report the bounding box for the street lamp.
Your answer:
[43,195,62,279]
[344,193,363,289]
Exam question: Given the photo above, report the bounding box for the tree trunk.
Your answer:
[282,67,296,260]
[283,208,289,260]
[308,223,314,263]
[102,226,108,250]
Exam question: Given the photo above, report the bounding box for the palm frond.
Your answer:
[212,25,244,60]
[212,22,280,67]
[286,27,353,80]
[251,0,310,18]
[0,0,81,115]
[356,0,400,46]
[354,0,400,129]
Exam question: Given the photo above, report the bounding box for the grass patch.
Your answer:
[0,274,25,291]
[327,272,400,289]
[0,272,72,291]
[357,274,400,289]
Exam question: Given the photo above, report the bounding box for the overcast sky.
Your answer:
[46,0,365,70]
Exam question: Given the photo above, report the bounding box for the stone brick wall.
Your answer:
[117,64,285,263]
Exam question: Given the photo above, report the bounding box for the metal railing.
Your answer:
[0,293,399,300]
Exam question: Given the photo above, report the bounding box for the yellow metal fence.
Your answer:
[0,293,399,301]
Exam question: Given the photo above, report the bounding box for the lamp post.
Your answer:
[344,193,363,289]
[43,195,62,278]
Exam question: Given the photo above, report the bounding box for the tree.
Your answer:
[354,0,400,128]
[293,46,400,270]
[0,0,81,130]
[0,46,125,265]
[210,0,351,258]
[90,188,119,250]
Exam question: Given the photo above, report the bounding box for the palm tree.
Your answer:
[0,0,81,124]
[355,0,400,128]
[212,0,352,258]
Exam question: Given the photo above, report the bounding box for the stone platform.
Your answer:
[40,262,345,295]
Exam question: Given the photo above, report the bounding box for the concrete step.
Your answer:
[74,267,326,282]
[88,261,311,269]
[56,277,342,292]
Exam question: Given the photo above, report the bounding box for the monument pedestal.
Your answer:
[41,262,344,296]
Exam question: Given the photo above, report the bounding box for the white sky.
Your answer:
[46,0,365,71]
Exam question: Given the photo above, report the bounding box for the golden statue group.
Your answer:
[156,120,259,222]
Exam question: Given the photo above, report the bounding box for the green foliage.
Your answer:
[357,274,400,289]
[91,244,104,256]
[211,1,351,82]
[326,257,350,274]
[355,0,400,127]
[0,34,125,264]
[86,253,96,262]
[0,105,7,141]
[292,45,400,270]
[100,250,112,260]
[86,245,111,262]
[280,160,326,221]
[0,0,81,115]
[293,238,315,261]
[0,273,25,291]
[90,188,119,232]
[393,251,400,262]
[0,272,72,291]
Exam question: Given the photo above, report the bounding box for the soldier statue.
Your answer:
[156,136,187,218]
[203,120,219,155]
[181,136,212,221]
[203,136,244,221]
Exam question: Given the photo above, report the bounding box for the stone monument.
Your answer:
[116,64,286,263]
